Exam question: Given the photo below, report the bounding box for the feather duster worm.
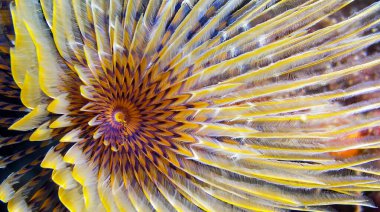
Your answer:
[1,0,380,211]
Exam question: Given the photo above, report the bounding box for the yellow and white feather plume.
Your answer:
[0,0,380,211]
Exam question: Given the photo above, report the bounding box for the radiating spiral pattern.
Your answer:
[1,0,380,211]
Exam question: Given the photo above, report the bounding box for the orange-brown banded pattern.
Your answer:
[1,0,380,211]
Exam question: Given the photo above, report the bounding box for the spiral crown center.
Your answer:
[114,111,127,123]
